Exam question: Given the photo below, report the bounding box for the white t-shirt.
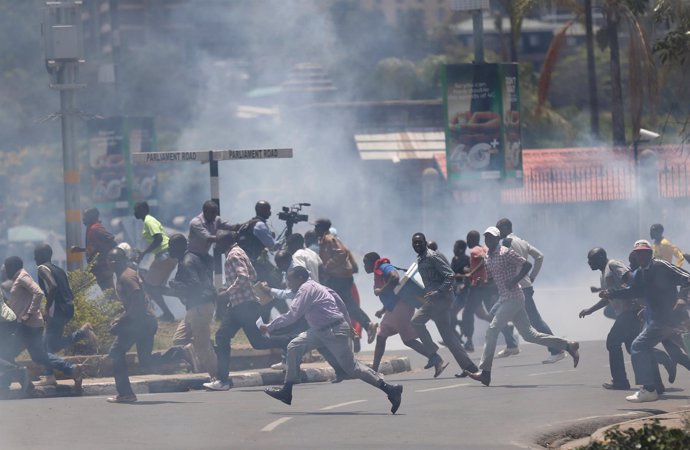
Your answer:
[292,248,322,283]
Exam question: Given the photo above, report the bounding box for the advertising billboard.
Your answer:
[443,63,523,187]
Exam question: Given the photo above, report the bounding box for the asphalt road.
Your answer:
[2,341,690,450]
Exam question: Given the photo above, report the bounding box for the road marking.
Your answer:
[527,369,577,377]
[261,417,292,432]
[415,383,470,393]
[320,400,368,411]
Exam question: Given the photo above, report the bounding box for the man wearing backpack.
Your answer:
[363,252,442,375]
[236,201,285,320]
[34,244,98,386]
[314,218,377,344]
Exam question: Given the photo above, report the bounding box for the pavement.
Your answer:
[2,354,412,400]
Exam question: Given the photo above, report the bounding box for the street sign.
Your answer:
[131,148,293,164]
[451,0,490,11]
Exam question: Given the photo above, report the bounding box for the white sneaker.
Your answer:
[270,362,286,371]
[626,387,659,403]
[542,352,566,364]
[203,379,230,391]
[35,375,58,387]
[496,347,520,358]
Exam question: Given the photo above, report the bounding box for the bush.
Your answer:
[63,266,122,355]
[579,420,690,450]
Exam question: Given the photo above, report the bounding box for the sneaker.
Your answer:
[203,379,230,391]
[542,352,566,364]
[182,344,200,373]
[270,362,286,371]
[496,347,520,358]
[107,394,137,403]
[264,387,292,405]
[625,387,659,403]
[366,323,378,344]
[79,323,99,354]
[35,375,58,387]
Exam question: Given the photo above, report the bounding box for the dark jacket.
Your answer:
[171,252,216,309]
[609,258,690,325]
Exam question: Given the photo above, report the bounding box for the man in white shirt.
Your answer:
[287,233,322,283]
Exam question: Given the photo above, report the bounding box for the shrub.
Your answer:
[63,266,122,355]
[579,420,690,450]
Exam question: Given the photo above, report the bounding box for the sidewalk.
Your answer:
[556,408,690,449]
[2,355,411,400]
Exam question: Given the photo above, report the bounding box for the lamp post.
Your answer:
[633,128,661,237]
[43,1,86,270]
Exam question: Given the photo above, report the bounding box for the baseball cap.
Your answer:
[484,226,501,237]
[633,239,653,251]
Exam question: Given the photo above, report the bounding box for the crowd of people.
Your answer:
[1,198,690,412]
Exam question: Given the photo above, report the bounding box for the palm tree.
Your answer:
[537,0,657,146]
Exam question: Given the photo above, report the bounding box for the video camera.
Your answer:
[277,203,310,238]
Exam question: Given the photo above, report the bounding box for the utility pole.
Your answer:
[43,1,86,270]
[584,0,600,139]
[451,0,489,63]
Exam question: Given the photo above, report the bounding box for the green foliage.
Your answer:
[63,266,121,355]
[578,420,690,449]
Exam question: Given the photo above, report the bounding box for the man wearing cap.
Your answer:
[410,233,480,376]
[464,228,579,387]
[314,218,377,344]
[601,239,690,402]
[496,218,565,364]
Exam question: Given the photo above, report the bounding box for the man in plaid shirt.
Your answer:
[203,231,293,391]
[464,227,580,387]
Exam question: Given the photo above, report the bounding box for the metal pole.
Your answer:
[634,139,642,237]
[584,0,600,138]
[472,9,485,63]
[59,61,83,270]
[209,151,223,288]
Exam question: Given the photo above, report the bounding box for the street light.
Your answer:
[633,128,661,237]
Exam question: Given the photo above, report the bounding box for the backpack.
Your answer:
[234,217,264,261]
[37,263,75,319]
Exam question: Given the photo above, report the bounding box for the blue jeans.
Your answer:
[631,320,677,387]
[15,324,74,377]
[523,287,560,355]
[215,301,292,384]
[43,314,84,375]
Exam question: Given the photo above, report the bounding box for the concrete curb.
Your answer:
[3,357,411,400]
[555,409,690,450]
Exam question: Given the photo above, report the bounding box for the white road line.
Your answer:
[527,369,577,377]
[261,417,292,432]
[320,400,368,411]
[415,383,470,393]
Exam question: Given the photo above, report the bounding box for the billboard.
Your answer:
[443,63,523,187]
[86,117,157,210]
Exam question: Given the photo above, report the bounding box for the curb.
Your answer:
[4,357,411,400]
[553,409,690,450]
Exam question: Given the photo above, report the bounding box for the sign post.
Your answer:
[131,148,293,287]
